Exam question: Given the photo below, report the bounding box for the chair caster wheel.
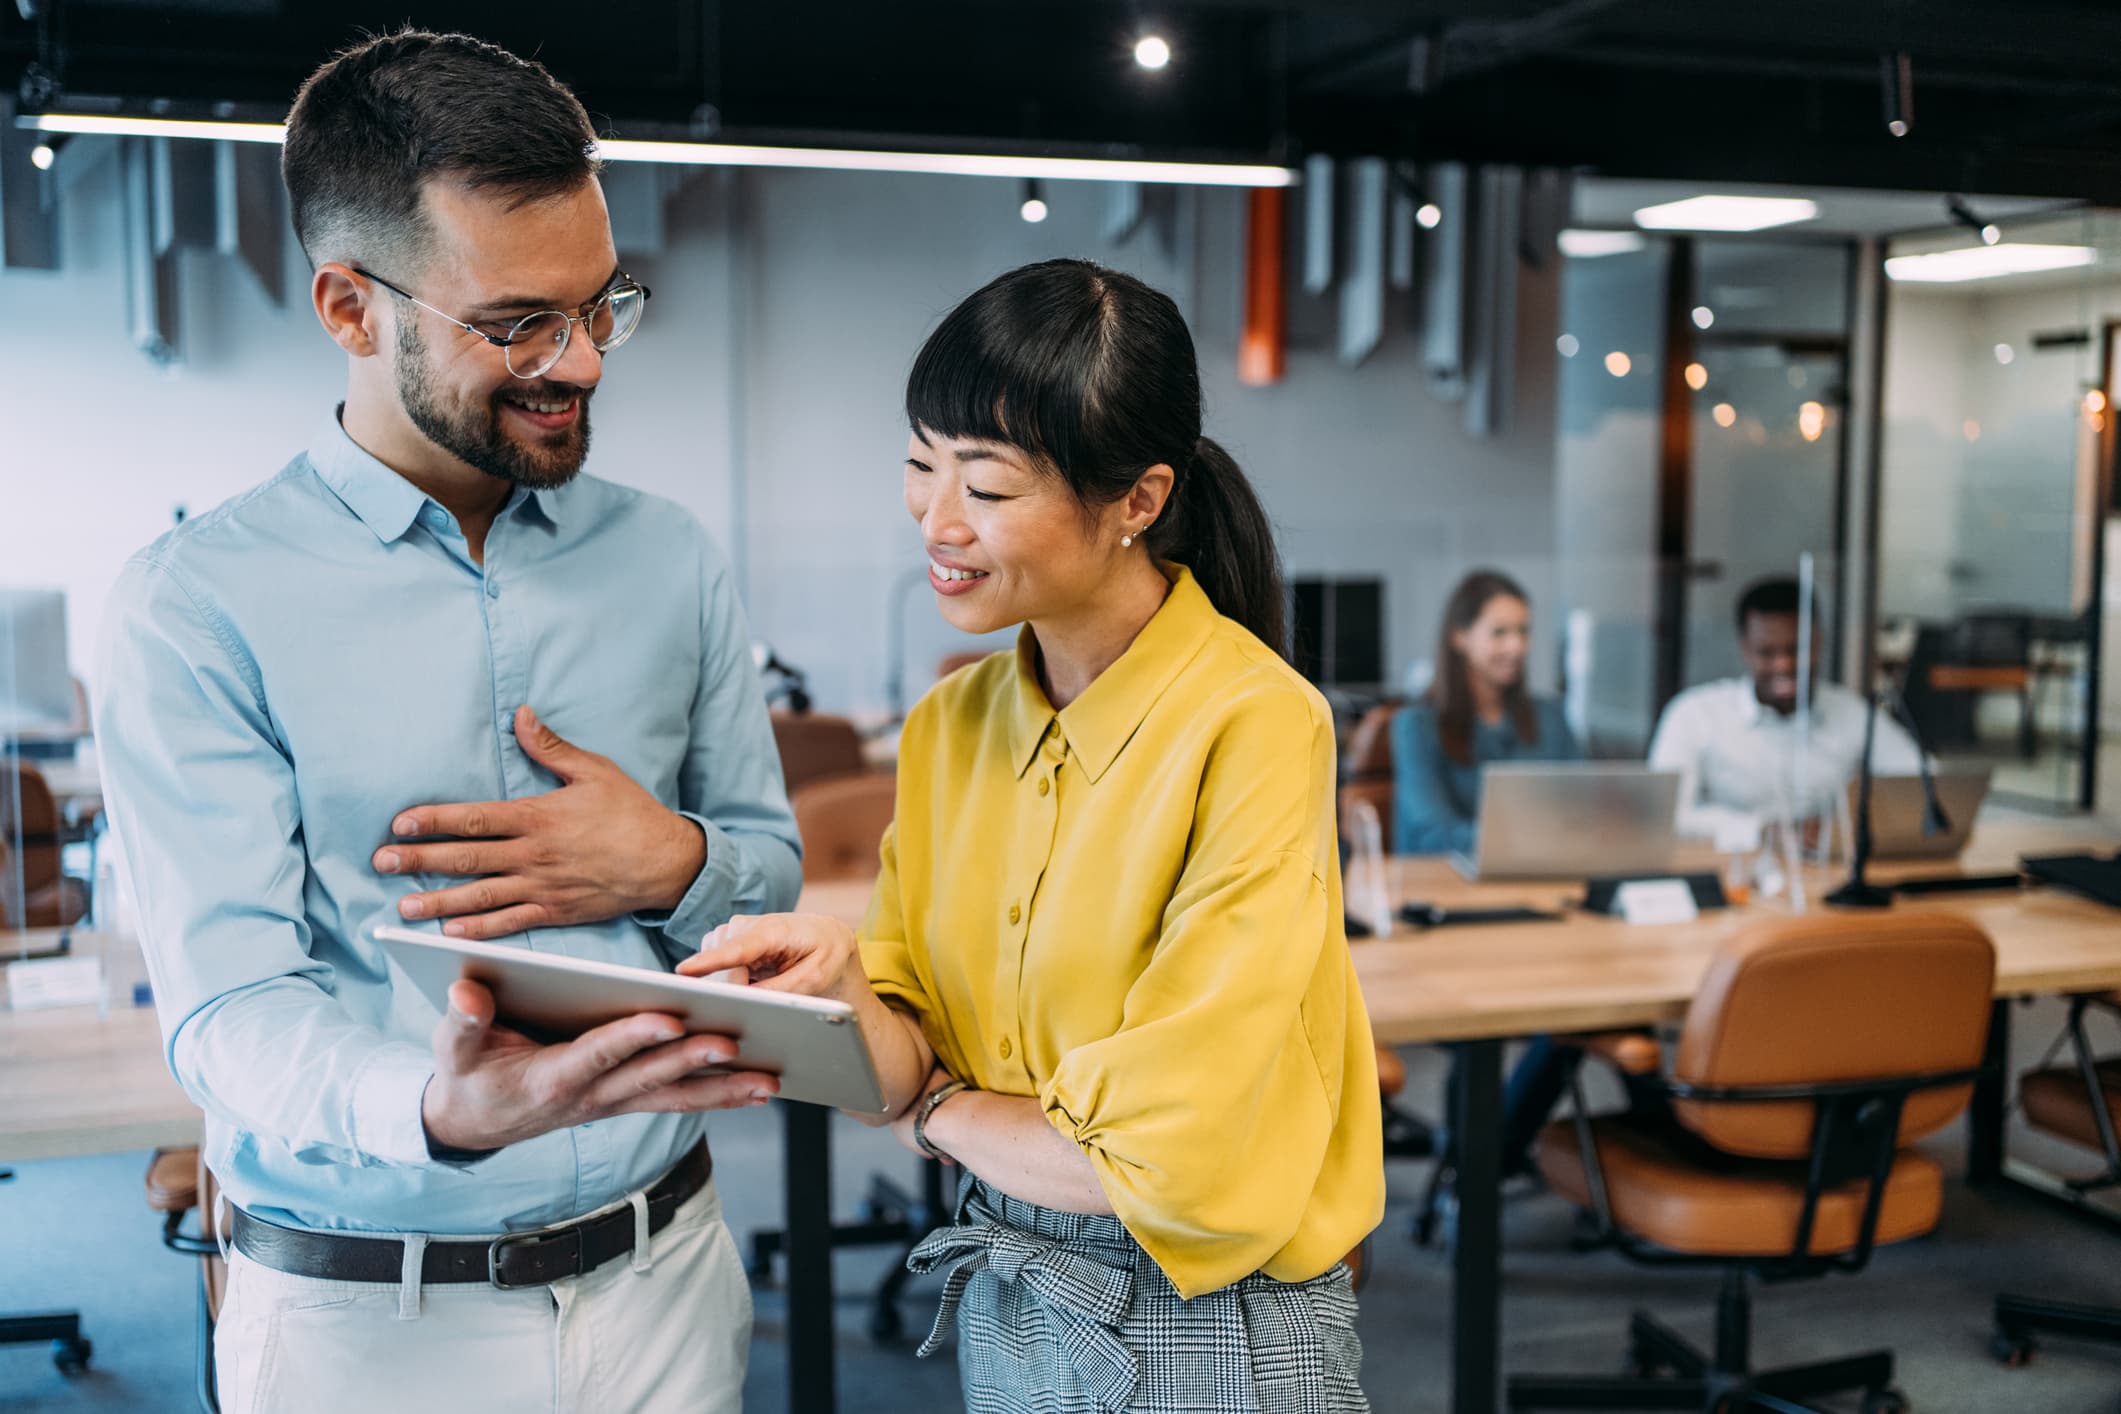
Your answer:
[1991,1327,2037,1368]
[1860,1387,1910,1414]
[868,1301,903,1345]
[53,1336,91,1376]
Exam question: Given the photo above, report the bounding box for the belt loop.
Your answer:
[212,1197,234,1266]
[397,1233,429,1320]
[628,1189,654,1275]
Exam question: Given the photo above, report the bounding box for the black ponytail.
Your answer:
[1143,435,1285,654]
[906,258,1289,658]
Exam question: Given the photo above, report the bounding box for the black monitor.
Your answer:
[1290,577,1384,689]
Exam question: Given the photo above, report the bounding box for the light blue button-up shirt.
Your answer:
[92,412,802,1235]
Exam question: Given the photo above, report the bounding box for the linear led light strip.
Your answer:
[19,113,1298,188]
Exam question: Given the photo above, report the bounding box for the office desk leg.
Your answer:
[1969,999,2010,1187]
[783,1102,836,1414]
[1452,1038,1503,1414]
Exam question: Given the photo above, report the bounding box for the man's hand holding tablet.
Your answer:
[421,975,778,1155]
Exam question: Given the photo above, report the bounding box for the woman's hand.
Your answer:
[677,913,862,1001]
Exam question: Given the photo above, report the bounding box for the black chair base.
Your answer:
[0,1311,93,1377]
[1993,1293,2121,1368]
[1510,1275,1908,1414]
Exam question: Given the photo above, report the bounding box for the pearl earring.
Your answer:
[1121,534,1134,548]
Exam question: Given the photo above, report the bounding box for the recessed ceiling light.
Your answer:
[1558,229,1646,258]
[1885,244,2098,283]
[1633,196,1820,232]
[1134,35,1171,69]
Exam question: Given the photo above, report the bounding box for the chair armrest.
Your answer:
[145,1147,200,1215]
[1375,1044,1408,1099]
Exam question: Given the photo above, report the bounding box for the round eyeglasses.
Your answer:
[352,267,652,379]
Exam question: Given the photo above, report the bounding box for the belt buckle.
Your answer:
[487,1224,584,1290]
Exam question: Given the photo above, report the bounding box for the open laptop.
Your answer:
[1851,766,1991,862]
[1452,763,1683,881]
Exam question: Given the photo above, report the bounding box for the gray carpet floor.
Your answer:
[5,1016,2120,1413]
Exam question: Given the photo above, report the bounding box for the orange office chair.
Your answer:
[790,772,897,883]
[1509,912,1996,1414]
[145,1147,225,1412]
[0,761,88,928]
[1992,990,2121,1368]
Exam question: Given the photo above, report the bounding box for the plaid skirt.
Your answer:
[906,1176,1368,1414]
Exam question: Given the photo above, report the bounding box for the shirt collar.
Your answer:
[307,406,564,544]
[1735,677,1814,728]
[1008,564,1221,784]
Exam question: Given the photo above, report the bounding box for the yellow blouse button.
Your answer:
[999,1037,1013,1060]
[1037,776,1050,797]
[1008,903,1022,925]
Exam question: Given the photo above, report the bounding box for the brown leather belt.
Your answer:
[229,1141,711,1289]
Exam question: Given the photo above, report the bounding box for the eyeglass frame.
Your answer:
[349,266,652,379]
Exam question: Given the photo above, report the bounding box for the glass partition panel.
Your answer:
[1879,208,2121,810]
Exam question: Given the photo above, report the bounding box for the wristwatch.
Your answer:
[912,1080,971,1162]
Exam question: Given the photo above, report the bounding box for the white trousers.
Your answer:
[213,1180,751,1414]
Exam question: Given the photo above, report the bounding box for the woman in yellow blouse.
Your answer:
[682,259,1382,1413]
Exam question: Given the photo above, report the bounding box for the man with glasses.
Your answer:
[91,31,797,1413]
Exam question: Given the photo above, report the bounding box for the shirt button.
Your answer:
[1036,776,1050,797]
[1007,903,1022,925]
[999,1037,1013,1060]
[485,580,500,599]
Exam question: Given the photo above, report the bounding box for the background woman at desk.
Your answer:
[1392,570,1588,1179]
[1391,569,1579,856]
[684,259,1382,1413]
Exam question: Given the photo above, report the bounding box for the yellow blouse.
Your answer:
[861,565,1384,1299]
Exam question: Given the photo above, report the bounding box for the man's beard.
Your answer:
[395,318,593,490]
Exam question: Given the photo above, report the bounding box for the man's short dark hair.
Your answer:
[1734,575,1823,631]
[282,30,599,272]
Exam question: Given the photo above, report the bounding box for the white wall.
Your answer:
[0,145,1559,719]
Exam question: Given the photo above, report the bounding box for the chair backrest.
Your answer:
[792,772,897,883]
[0,761,62,894]
[936,650,991,681]
[1339,780,1393,847]
[769,712,866,795]
[1672,911,1995,1160]
[1344,703,1397,782]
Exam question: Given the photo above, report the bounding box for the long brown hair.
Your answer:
[1430,569,1538,766]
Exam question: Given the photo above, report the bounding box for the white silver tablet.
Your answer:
[374,926,887,1114]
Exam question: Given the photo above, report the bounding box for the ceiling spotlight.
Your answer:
[1692,305,1715,330]
[1948,197,2003,247]
[1882,51,1912,138]
[1685,362,1709,391]
[29,142,55,171]
[1556,333,1580,357]
[1134,35,1171,69]
[1416,202,1442,229]
[1605,351,1632,377]
[1019,178,1048,224]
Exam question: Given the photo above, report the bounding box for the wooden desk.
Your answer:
[34,759,104,821]
[0,929,198,1161]
[1357,814,2121,1414]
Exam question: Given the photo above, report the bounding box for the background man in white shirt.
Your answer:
[1648,576,1922,845]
